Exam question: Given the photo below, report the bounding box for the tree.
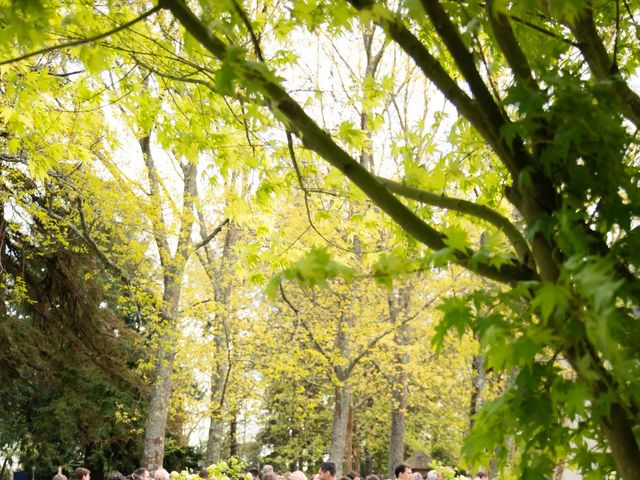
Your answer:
[3,0,640,477]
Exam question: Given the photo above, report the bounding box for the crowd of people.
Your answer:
[246,461,488,480]
[52,461,488,480]
[51,466,170,480]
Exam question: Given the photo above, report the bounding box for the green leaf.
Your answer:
[531,282,570,321]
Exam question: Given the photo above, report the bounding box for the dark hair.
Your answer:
[133,470,148,478]
[75,469,90,480]
[365,476,379,480]
[263,474,277,480]
[319,464,336,477]
[394,465,411,479]
[248,469,260,477]
[108,472,125,480]
[476,473,488,479]
[340,477,350,480]
[346,473,358,480]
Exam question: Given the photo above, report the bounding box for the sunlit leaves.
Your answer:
[266,247,353,299]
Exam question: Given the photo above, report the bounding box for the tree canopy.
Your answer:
[2,0,640,479]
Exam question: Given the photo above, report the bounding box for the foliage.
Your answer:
[2,0,640,478]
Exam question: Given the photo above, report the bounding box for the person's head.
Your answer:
[365,476,379,480]
[154,469,170,480]
[410,473,422,480]
[425,471,437,480]
[248,468,260,480]
[53,468,67,480]
[263,473,277,480]
[289,471,307,480]
[134,469,150,480]
[394,464,412,480]
[318,463,336,480]
[108,472,125,480]
[199,469,209,480]
[346,472,359,480]
[262,466,274,476]
[75,468,90,480]
[133,470,149,480]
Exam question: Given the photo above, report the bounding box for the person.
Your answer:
[346,472,359,480]
[248,468,260,480]
[365,476,379,480]
[289,471,307,480]
[75,468,90,480]
[318,462,336,480]
[394,464,412,480]
[198,469,209,480]
[410,473,422,480]
[425,471,437,480]
[134,469,150,480]
[53,468,67,480]
[154,469,170,480]
[108,473,125,480]
[262,466,274,477]
[263,473,277,480]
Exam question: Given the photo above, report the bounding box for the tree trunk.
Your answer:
[200,225,237,464]
[345,403,354,472]
[387,286,411,479]
[468,353,486,430]
[0,203,6,318]
[143,281,181,469]
[330,380,352,475]
[601,402,640,480]
[140,136,198,470]
[205,404,225,464]
[228,410,238,457]
[388,388,407,479]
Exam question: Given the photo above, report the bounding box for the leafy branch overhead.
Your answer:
[2,0,640,478]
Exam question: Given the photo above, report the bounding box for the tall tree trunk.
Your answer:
[468,353,486,430]
[330,378,352,475]
[0,202,6,318]
[345,403,354,472]
[387,286,410,479]
[228,410,238,457]
[198,223,237,464]
[140,135,198,470]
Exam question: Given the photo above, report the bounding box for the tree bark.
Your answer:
[345,403,355,472]
[199,223,237,464]
[330,379,352,475]
[468,354,486,430]
[387,286,411,479]
[140,136,198,470]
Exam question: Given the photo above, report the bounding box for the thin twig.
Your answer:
[0,6,161,67]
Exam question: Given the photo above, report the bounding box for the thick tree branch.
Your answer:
[569,6,640,130]
[164,0,538,285]
[486,0,540,92]
[174,160,198,270]
[376,176,532,264]
[139,134,171,269]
